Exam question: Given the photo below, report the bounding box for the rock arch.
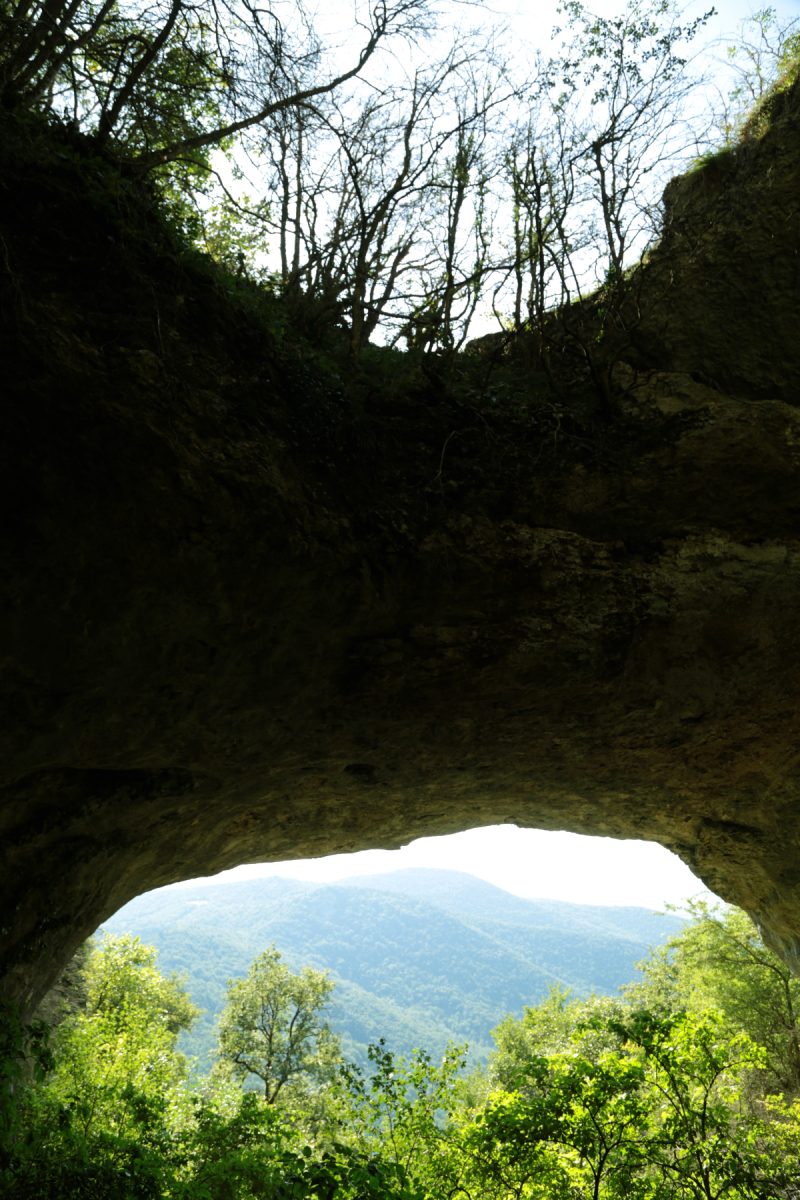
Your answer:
[2,84,800,1013]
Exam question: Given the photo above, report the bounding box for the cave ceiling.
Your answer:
[2,84,800,1013]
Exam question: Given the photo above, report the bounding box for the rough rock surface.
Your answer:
[2,81,800,1014]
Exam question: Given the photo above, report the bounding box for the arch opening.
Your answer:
[98,827,714,1070]
[3,66,800,1018]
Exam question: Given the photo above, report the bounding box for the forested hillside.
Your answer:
[102,869,685,1066]
[10,900,800,1198]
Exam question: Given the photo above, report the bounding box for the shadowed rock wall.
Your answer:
[2,80,800,1013]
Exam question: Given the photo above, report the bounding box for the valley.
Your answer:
[103,868,686,1068]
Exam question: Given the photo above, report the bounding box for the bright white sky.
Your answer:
[365,0,800,71]
[458,0,800,45]
[316,0,800,114]
[191,826,718,911]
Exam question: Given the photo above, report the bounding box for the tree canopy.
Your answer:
[3,0,796,362]
[6,901,800,1197]
[215,945,340,1103]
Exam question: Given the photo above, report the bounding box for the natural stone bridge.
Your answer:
[2,81,800,1015]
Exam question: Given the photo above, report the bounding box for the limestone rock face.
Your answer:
[2,83,800,1013]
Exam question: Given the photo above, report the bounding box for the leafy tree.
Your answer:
[215,945,340,1104]
[254,35,511,359]
[555,0,713,283]
[8,924,800,1200]
[464,1051,650,1200]
[181,1087,427,1200]
[34,934,196,1137]
[335,1039,466,1194]
[610,1008,785,1198]
[527,0,712,407]
[714,6,800,143]
[463,1007,790,1200]
[0,0,435,168]
[82,931,197,1035]
[4,0,784,364]
[630,900,800,1098]
[4,934,197,1197]
[489,987,628,1089]
[502,99,578,347]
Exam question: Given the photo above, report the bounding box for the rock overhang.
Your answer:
[2,80,800,1011]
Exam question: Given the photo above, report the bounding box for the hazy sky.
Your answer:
[396,0,800,64]
[190,826,718,911]
[321,0,800,100]
[473,0,800,42]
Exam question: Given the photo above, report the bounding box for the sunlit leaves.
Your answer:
[214,945,340,1104]
[7,912,800,1199]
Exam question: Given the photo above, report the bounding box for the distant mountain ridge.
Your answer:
[102,869,685,1069]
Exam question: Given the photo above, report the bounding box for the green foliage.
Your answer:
[740,37,800,142]
[489,987,628,1087]
[2,935,196,1197]
[214,946,340,1104]
[3,0,793,394]
[334,1039,466,1192]
[178,1089,426,1200]
[156,163,273,281]
[718,7,800,143]
[607,1009,772,1196]
[464,1008,791,1199]
[83,932,198,1036]
[30,933,196,1148]
[9,909,800,1200]
[629,899,800,1097]
[103,871,685,1069]
[465,1052,649,1199]
[1,0,795,374]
